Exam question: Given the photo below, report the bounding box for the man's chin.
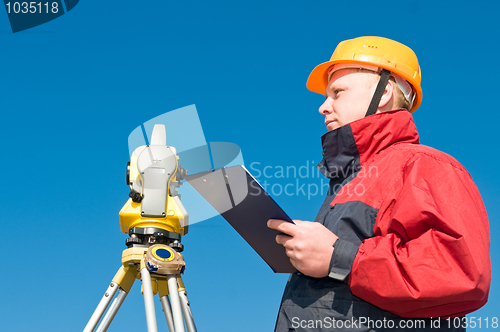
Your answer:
[326,122,340,131]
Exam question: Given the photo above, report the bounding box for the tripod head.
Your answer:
[119,124,189,249]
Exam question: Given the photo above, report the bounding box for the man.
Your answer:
[268,36,491,331]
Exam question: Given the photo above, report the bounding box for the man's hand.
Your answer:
[267,219,339,278]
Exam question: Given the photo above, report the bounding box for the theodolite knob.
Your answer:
[125,236,143,247]
[129,190,143,203]
[170,242,184,252]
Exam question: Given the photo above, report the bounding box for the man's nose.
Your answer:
[319,98,332,115]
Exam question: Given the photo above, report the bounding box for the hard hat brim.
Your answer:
[306,61,336,96]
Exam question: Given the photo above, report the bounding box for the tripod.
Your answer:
[82,240,197,332]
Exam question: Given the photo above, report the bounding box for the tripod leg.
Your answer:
[167,274,186,332]
[141,267,159,332]
[179,292,196,332]
[95,289,128,332]
[160,295,176,332]
[83,266,137,332]
[177,276,197,332]
[158,280,176,332]
[83,282,119,332]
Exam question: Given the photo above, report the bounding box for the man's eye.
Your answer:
[331,89,342,98]
[326,89,342,99]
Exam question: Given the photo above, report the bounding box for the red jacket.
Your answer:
[330,110,490,317]
[275,110,490,330]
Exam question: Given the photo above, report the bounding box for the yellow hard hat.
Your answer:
[306,36,422,112]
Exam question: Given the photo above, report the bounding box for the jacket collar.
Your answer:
[317,109,420,179]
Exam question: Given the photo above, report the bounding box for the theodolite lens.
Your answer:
[126,161,131,185]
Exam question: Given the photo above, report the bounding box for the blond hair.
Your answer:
[393,83,411,111]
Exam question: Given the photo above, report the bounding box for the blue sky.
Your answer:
[1,0,499,331]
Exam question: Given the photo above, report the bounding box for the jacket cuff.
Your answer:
[328,238,360,281]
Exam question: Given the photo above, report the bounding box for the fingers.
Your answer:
[276,234,296,261]
[275,234,291,246]
[267,219,285,229]
[267,219,297,236]
[268,219,305,234]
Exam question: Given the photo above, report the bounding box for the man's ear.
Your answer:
[378,80,394,109]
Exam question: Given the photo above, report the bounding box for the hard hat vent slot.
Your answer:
[363,44,378,50]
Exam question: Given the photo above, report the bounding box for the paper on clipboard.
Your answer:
[185,165,296,273]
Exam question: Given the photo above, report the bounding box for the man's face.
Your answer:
[319,69,378,131]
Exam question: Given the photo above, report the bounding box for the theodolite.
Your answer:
[83,124,197,332]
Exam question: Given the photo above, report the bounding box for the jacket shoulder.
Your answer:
[390,143,467,172]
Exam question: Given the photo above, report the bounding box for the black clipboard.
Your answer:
[185,165,296,273]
